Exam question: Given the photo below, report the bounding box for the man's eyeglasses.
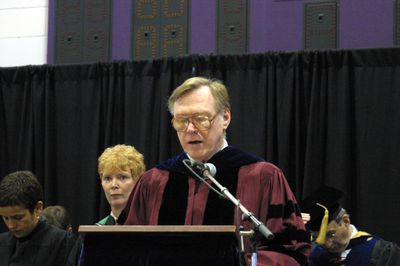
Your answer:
[171,114,218,132]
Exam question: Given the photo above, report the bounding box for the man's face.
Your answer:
[101,167,136,211]
[172,85,231,162]
[0,203,42,238]
[320,216,352,253]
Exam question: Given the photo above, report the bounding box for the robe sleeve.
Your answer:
[124,168,169,225]
[370,239,400,266]
[237,162,311,266]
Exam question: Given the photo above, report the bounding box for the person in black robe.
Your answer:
[124,77,311,265]
[301,185,400,265]
[0,171,76,266]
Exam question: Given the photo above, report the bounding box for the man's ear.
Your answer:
[35,201,44,216]
[222,109,231,129]
[342,214,351,225]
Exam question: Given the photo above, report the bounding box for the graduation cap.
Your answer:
[300,186,346,245]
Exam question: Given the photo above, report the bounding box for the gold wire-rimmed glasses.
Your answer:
[171,113,218,132]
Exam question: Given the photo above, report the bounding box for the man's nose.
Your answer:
[186,120,197,132]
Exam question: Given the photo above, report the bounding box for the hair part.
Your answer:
[167,77,231,115]
[98,144,146,182]
[0,171,43,212]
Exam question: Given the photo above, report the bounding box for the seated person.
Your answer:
[97,144,145,225]
[0,171,76,266]
[41,205,73,233]
[301,185,400,265]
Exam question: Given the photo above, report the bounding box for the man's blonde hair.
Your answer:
[167,77,231,115]
[98,144,145,182]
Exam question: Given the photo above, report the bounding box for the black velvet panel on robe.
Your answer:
[157,146,262,225]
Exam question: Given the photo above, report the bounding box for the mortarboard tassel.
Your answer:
[315,203,329,245]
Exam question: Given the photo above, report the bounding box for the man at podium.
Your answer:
[124,77,311,265]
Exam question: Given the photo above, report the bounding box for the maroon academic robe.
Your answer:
[124,146,311,265]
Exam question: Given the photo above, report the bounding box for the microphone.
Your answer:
[183,159,226,199]
[183,159,217,177]
[204,163,217,177]
[182,159,274,241]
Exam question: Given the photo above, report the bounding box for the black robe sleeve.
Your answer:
[370,239,400,266]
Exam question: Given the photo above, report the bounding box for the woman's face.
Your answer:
[101,167,136,211]
[0,202,42,238]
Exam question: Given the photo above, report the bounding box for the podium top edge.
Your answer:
[78,225,237,233]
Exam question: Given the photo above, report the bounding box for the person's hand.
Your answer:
[301,213,310,224]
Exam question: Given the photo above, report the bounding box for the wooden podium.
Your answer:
[78,225,240,266]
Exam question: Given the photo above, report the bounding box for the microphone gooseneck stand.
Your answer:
[182,159,274,266]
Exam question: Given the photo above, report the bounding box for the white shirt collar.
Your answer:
[341,224,358,258]
[186,139,228,162]
[349,224,358,238]
[110,211,118,221]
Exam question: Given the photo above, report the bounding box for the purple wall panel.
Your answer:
[340,0,393,49]
[250,0,303,52]
[249,0,267,52]
[190,0,217,54]
[47,0,56,64]
[111,1,131,60]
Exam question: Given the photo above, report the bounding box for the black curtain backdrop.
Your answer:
[1,48,400,243]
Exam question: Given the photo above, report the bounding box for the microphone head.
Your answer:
[182,158,193,167]
[204,163,217,177]
[183,159,201,169]
[182,159,216,177]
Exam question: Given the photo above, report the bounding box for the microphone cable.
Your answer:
[182,159,227,199]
